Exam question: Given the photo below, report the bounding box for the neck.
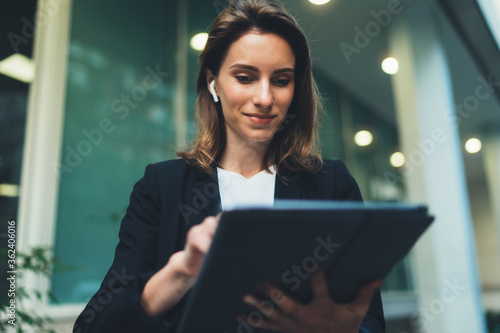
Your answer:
[219,136,272,179]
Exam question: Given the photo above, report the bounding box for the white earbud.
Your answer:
[209,80,219,102]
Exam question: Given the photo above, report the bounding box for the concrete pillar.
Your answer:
[482,131,500,310]
[484,131,500,255]
[387,3,487,332]
[18,0,72,312]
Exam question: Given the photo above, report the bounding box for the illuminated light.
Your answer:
[354,130,373,147]
[381,57,399,75]
[190,33,209,51]
[0,183,20,197]
[308,0,331,4]
[390,152,405,167]
[465,138,482,154]
[0,53,35,83]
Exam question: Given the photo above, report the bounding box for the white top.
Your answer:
[217,165,276,211]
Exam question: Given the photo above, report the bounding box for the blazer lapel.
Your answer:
[194,166,222,218]
[274,167,302,200]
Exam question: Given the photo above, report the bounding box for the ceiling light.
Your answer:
[308,0,331,4]
[0,183,20,197]
[0,53,35,83]
[465,138,482,154]
[190,33,209,51]
[354,130,373,147]
[390,152,405,167]
[381,57,399,75]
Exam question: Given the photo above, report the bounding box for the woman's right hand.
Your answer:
[140,214,221,317]
[182,214,221,280]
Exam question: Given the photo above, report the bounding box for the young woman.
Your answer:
[74,1,385,332]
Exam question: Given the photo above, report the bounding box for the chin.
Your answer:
[246,130,276,143]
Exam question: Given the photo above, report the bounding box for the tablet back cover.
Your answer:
[176,201,433,333]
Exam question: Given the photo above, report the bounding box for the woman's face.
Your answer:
[211,32,295,148]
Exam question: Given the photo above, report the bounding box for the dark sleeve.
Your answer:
[73,164,172,333]
[333,160,386,333]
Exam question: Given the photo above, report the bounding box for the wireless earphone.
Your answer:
[209,80,219,102]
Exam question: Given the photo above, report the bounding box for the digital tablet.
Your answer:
[176,200,434,333]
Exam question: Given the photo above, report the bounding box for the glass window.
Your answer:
[51,0,180,303]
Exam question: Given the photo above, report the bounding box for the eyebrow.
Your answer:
[228,64,295,74]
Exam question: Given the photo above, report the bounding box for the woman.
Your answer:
[74,0,385,332]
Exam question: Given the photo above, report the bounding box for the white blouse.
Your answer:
[217,165,276,211]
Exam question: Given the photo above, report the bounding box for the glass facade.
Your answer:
[51,0,413,305]
[51,0,180,303]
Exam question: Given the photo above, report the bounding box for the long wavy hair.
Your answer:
[178,0,323,176]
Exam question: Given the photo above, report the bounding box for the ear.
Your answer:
[206,69,219,103]
[206,69,215,91]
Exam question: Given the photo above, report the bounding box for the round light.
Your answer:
[381,57,399,75]
[354,130,373,147]
[465,138,482,154]
[190,33,208,51]
[308,0,331,5]
[390,152,405,168]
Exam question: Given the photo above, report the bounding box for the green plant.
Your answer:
[1,246,64,333]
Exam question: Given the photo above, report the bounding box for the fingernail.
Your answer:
[243,294,256,304]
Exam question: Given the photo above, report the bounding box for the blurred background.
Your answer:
[1,0,499,332]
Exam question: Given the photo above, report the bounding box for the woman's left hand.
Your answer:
[240,268,381,333]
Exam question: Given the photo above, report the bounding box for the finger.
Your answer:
[251,281,287,307]
[309,266,330,300]
[185,216,220,252]
[351,280,382,312]
[185,226,211,254]
[258,282,305,318]
[202,215,220,237]
[239,296,301,333]
[243,294,277,317]
[236,314,284,333]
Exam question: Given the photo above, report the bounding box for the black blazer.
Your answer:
[74,159,385,333]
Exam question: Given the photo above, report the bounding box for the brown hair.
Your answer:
[177,0,323,176]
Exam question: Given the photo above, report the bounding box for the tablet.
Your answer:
[175,200,434,333]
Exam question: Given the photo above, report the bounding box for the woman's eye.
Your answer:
[236,75,253,83]
[274,79,290,86]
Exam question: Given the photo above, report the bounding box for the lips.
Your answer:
[243,113,277,125]
[242,113,277,119]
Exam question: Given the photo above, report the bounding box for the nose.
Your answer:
[253,81,273,109]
